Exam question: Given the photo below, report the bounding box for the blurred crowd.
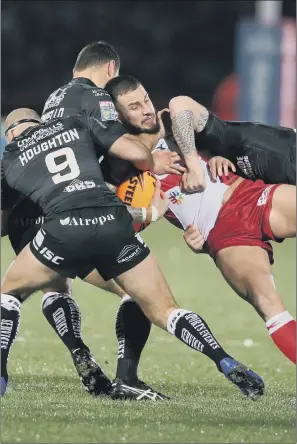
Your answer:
[2,1,296,116]
[2,0,257,115]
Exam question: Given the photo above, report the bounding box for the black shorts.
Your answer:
[8,199,44,255]
[29,206,150,281]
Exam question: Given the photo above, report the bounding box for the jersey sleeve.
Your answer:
[194,112,230,156]
[1,163,20,210]
[82,88,127,151]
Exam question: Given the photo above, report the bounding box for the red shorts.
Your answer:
[207,179,282,264]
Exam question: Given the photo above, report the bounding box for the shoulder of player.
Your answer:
[80,83,112,103]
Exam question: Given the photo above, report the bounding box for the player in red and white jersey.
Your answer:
[154,139,229,241]
[105,75,296,366]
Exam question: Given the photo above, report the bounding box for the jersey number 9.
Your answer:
[45,147,80,184]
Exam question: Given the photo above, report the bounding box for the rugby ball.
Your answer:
[117,171,157,232]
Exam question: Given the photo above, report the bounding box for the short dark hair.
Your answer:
[105,75,140,103]
[73,41,120,72]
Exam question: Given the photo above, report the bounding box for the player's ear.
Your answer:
[107,60,116,79]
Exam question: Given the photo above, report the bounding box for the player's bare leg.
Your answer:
[216,246,296,364]
[1,244,62,396]
[269,184,296,239]
[113,253,264,400]
[1,246,111,398]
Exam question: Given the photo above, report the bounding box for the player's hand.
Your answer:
[183,224,205,253]
[208,156,236,181]
[152,150,186,175]
[180,162,206,193]
[150,180,169,220]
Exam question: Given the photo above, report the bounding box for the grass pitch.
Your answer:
[1,220,296,443]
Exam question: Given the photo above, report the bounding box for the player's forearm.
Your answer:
[109,135,154,171]
[105,182,156,223]
[128,139,154,171]
[126,206,154,223]
[169,96,209,166]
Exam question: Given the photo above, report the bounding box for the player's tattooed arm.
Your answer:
[171,110,197,156]
[169,97,211,192]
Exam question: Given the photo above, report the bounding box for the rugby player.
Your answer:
[1,109,265,400]
[1,172,168,399]
[104,75,296,365]
[2,41,183,400]
[167,96,296,192]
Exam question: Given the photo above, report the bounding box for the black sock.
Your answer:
[115,296,151,384]
[42,292,88,353]
[167,309,230,371]
[1,294,22,380]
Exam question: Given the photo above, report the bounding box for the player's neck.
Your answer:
[136,133,161,151]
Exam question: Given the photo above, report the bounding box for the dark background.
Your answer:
[1,0,296,115]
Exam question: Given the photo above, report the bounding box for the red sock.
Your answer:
[266,312,296,364]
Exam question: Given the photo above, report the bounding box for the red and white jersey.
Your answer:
[154,139,229,240]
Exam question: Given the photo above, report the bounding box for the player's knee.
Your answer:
[42,277,72,295]
[1,287,30,303]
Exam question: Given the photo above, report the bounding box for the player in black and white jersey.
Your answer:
[0,107,158,397]
[2,42,182,400]
[1,108,265,401]
[167,96,296,193]
[0,99,170,399]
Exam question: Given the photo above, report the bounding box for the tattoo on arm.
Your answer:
[196,110,209,133]
[171,110,197,156]
[126,206,144,222]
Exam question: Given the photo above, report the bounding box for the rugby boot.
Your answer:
[71,348,112,396]
[220,357,264,400]
[110,377,170,401]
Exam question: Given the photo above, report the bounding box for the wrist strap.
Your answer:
[141,208,147,223]
[150,206,158,222]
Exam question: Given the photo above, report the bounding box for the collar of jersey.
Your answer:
[72,77,98,88]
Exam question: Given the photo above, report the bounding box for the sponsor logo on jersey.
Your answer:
[257,185,273,206]
[236,156,256,180]
[17,122,64,151]
[92,89,110,98]
[42,107,64,123]
[59,214,115,226]
[13,216,44,227]
[43,85,72,112]
[168,190,184,205]
[63,179,97,193]
[99,101,118,121]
